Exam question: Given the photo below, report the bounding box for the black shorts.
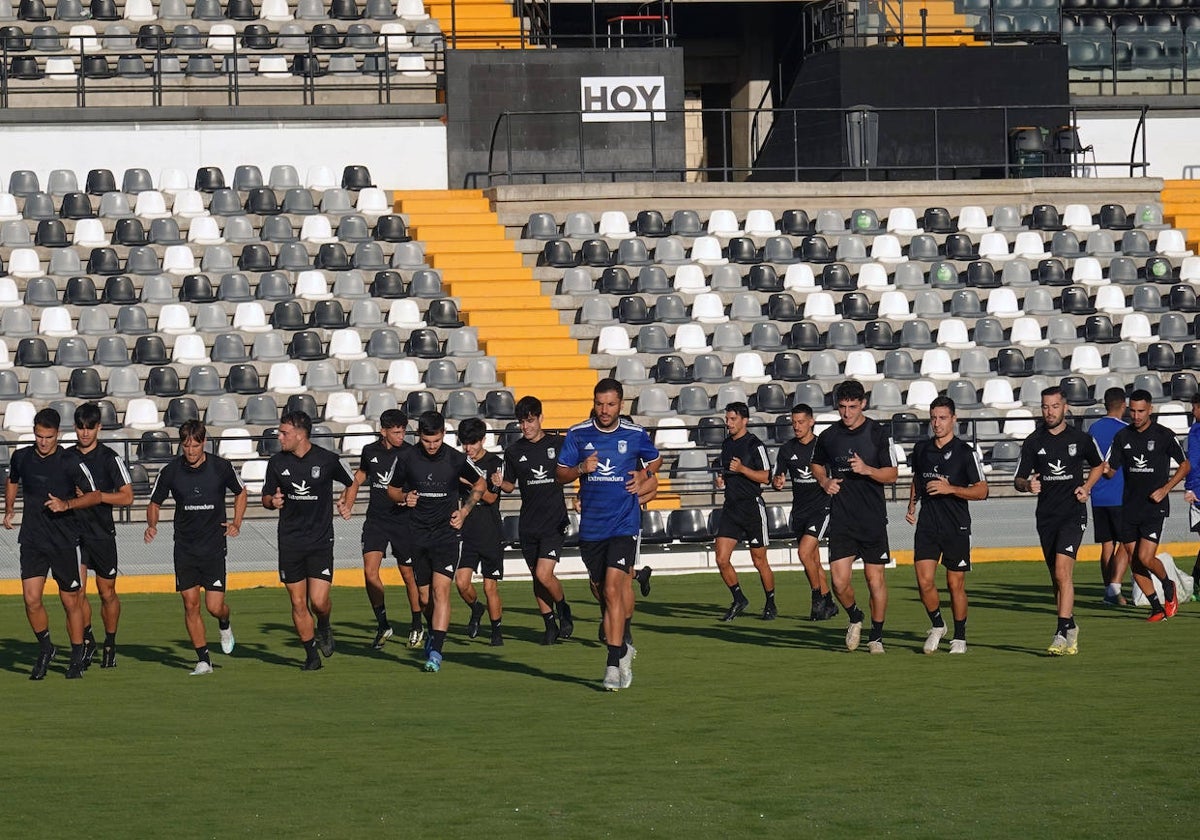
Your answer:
[410,530,462,586]
[457,545,504,580]
[580,536,639,586]
[715,498,769,548]
[790,507,830,542]
[80,536,119,579]
[827,530,891,566]
[1037,519,1086,567]
[1092,506,1123,544]
[520,530,565,568]
[175,545,227,592]
[20,543,82,592]
[1118,514,1166,546]
[278,544,335,585]
[913,527,972,572]
[361,518,412,565]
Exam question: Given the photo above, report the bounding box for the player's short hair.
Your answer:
[929,395,956,415]
[1040,385,1065,400]
[418,411,445,436]
[1128,388,1153,404]
[1104,387,1128,412]
[458,417,487,445]
[379,408,407,430]
[1192,391,1200,405]
[74,401,102,429]
[179,419,207,443]
[279,410,312,436]
[790,403,813,417]
[834,380,866,404]
[725,401,750,419]
[33,407,61,431]
[515,395,542,421]
[594,377,623,400]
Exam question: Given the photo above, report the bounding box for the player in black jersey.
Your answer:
[1015,386,1104,656]
[905,397,988,655]
[713,402,777,621]
[387,411,488,672]
[1102,389,1190,621]
[71,402,134,669]
[146,421,248,675]
[262,411,355,671]
[454,418,506,646]
[811,380,898,654]
[498,396,575,644]
[345,409,425,650]
[5,407,103,679]
[771,403,836,622]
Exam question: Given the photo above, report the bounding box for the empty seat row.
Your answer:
[4,163,373,195]
[1,0,431,25]
[0,50,431,79]
[0,186,391,219]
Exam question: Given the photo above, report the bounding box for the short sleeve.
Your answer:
[557,431,580,469]
[149,461,174,505]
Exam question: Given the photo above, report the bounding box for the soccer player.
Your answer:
[1184,393,1200,585]
[387,411,488,672]
[905,396,988,655]
[810,380,898,654]
[262,411,355,671]
[1089,387,1130,605]
[1103,389,1190,621]
[4,407,102,680]
[712,402,777,621]
[771,403,837,622]
[455,418,506,646]
[1015,385,1104,656]
[556,378,660,692]
[499,396,575,644]
[71,401,134,669]
[145,420,248,675]
[345,409,426,650]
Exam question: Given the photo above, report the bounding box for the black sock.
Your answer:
[811,588,821,602]
[104,631,116,647]
[411,611,423,631]
[71,642,84,663]
[1066,616,1076,630]
[1162,578,1176,599]
[953,618,967,641]
[1148,594,1163,612]
[83,625,95,643]
[556,599,572,621]
[35,629,52,652]
[847,603,864,624]
[302,637,319,660]
[217,617,230,631]
[1056,616,1071,635]
[431,629,446,654]
[196,645,211,664]
[372,603,388,628]
[606,644,622,667]
[928,608,945,628]
[490,617,502,630]
[542,611,557,627]
[729,583,745,601]
[316,615,330,630]
[869,620,884,642]
[470,600,486,619]
[764,588,775,602]
[624,617,633,645]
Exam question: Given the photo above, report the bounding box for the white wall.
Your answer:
[1077,114,1200,180]
[0,120,448,190]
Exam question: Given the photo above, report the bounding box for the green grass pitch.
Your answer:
[2,562,1196,838]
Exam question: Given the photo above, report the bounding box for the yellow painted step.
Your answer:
[502,368,597,387]
[502,385,598,403]
[410,226,509,243]
[490,354,592,371]
[468,324,571,339]
[405,212,499,228]
[428,6,516,19]
[419,240,514,254]
[463,310,562,327]
[438,267,532,282]
[454,295,551,311]
[540,403,598,423]
[429,252,524,269]
[485,336,579,354]
[397,197,491,214]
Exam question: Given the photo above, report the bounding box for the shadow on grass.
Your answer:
[452,648,602,690]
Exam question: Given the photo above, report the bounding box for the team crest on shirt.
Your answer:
[618,440,627,454]
[547,447,556,459]
[1147,440,1155,451]
[311,466,321,479]
[943,451,952,460]
[1067,444,1077,456]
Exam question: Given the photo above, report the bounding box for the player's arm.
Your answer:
[227,487,248,537]
[1155,458,1190,502]
[555,433,586,483]
[144,500,161,543]
[52,463,103,512]
[4,476,18,529]
[262,467,283,510]
[101,458,135,507]
[905,476,919,524]
[452,473,488,528]
[344,468,368,506]
[1013,444,1039,493]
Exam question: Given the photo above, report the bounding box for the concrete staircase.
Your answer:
[1162,179,1200,252]
[884,0,982,47]
[428,0,529,50]
[392,189,596,429]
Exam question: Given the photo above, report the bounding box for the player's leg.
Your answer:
[78,560,96,657]
[798,532,834,620]
[946,568,968,653]
[828,551,864,651]
[362,547,392,645]
[285,579,322,669]
[534,557,570,642]
[308,576,335,657]
[602,558,632,690]
[1107,542,1130,604]
[1047,548,1078,655]
[482,575,503,645]
[457,558,487,639]
[1134,535,1176,618]
[180,586,214,674]
[914,556,946,653]
[424,568,453,671]
[22,569,56,680]
[749,546,777,619]
[714,536,749,621]
[863,554,889,653]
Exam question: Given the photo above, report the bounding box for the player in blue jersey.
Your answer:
[1186,392,1200,586]
[1089,388,1129,605]
[557,379,661,691]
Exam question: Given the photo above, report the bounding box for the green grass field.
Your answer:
[2,562,1196,839]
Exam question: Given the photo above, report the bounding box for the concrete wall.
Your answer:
[0,120,448,190]
[1077,112,1200,180]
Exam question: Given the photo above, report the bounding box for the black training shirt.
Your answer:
[150,454,245,553]
[72,443,132,539]
[719,431,770,505]
[8,444,96,551]
[1015,423,1103,525]
[263,444,353,551]
[774,436,830,520]
[390,443,480,533]
[502,434,568,535]
[358,440,408,525]
[912,435,985,535]
[811,417,894,538]
[1107,421,1186,520]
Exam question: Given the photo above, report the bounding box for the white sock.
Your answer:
[1105,582,1120,597]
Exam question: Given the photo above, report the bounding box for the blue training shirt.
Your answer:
[559,418,660,541]
[1089,415,1126,507]
[1186,420,1200,498]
